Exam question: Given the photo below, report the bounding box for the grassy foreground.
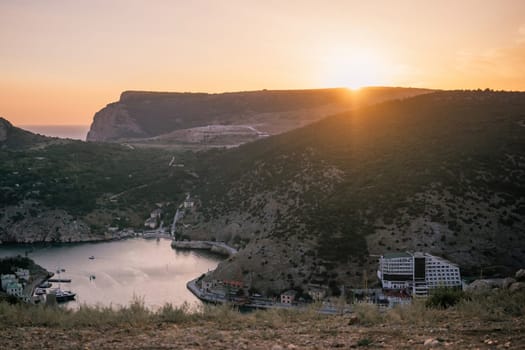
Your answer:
[0,290,524,349]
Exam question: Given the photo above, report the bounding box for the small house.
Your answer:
[15,268,30,281]
[202,280,213,292]
[280,290,297,304]
[6,282,23,297]
[1,274,17,290]
[150,209,162,219]
[307,286,327,301]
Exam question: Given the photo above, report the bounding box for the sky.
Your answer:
[1,0,525,125]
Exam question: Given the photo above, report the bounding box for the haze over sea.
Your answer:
[18,125,90,140]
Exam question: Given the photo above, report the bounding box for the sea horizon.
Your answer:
[18,124,90,141]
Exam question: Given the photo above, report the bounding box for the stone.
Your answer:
[502,277,516,289]
[465,279,503,293]
[424,338,440,347]
[509,282,525,293]
[515,269,525,282]
[347,315,359,325]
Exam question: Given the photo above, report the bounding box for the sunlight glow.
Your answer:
[319,48,391,89]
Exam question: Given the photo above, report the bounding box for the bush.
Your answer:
[353,303,382,325]
[456,290,525,320]
[426,288,466,309]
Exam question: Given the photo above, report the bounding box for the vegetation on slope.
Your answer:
[1,90,524,290]
[0,129,198,239]
[187,90,524,289]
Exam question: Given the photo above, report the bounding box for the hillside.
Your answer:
[2,90,524,296]
[176,90,525,294]
[0,122,196,243]
[86,87,431,145]
[0,118,64,150]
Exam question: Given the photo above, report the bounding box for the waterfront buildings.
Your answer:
[6,282,23,297]
[1,274,17,290]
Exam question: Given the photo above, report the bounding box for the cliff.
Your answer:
[86,88,432,143]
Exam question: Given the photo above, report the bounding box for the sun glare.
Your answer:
[319,48,389,89]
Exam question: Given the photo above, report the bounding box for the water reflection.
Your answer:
[0,238,222,309]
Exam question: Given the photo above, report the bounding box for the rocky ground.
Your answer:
[1,312,523,349]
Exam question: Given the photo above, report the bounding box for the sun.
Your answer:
[319,48,390,89]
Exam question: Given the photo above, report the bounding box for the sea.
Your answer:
[0,238,222,309]
[18,125,91,141]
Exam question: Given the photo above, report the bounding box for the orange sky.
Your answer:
[1,0,525,125]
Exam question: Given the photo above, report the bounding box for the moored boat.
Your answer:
[50,288,76,303]
[34,288,47,295]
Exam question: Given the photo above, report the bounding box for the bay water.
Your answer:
[0,238,222,309]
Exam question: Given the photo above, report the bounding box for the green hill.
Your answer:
[0,122,195,242]
[182,90,525,293]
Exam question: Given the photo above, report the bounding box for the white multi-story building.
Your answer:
[377,252,461,296]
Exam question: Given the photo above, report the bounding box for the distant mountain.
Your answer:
[177,90,525,294]
[86,87,432,144]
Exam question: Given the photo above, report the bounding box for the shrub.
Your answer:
[425,288,466,309]
[353,303,382,325]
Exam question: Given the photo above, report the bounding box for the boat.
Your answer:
[50,289,76,303]
[35,288,47,295]
[39,282,52,288]
[48,278,72,283]
[89,256,95,260]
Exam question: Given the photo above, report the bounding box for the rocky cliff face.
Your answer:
[86,88,431,143]
[86,103,147,142]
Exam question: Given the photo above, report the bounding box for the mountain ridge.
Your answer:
[86,87,432,144]
[177,90,525,293]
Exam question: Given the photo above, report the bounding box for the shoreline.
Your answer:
[171,240,238,257]
[186,277,350,314]
[0,231,164,248]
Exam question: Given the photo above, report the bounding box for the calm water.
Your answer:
[0,239,222,309]
[18,125,90,140]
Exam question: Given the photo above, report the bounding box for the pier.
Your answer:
[171,240,238,257]
[48,278,71,283]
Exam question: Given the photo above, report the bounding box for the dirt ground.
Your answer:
[1,313,523,349]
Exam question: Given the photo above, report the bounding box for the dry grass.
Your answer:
[0,290,523,329]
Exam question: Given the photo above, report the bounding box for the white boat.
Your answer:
[50,288,76,302]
